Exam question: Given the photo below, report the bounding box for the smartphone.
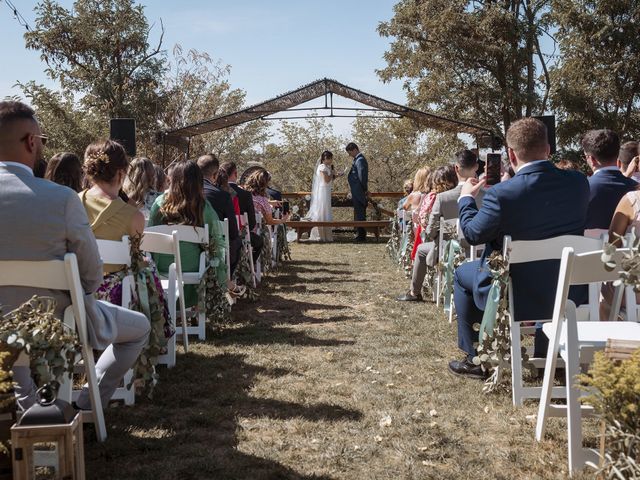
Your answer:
[485,153,502,186]
[282,200,290,215]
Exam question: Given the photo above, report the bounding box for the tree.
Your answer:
[24,0,166,139]
[549,0,640,145]
[17,82,107,158]
[378,0,553,135]
[259,117,344,193]
[352,116,466,192]
[158,46,268,165]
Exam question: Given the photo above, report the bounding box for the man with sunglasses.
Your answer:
[0,100,150,411]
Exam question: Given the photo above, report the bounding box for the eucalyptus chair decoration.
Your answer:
[399,222,415,278]
[198,233,232,323]
[440,232,465,323]
[127,233,171,395]
[472,251,514,392]
[0,297,80,389]
[233,221,259,301]
[274,224,291,264]
[385,211,401,262]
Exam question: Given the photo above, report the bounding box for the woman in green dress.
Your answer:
[148,160,237,308]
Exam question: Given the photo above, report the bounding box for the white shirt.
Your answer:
[0,161,33,176]
[592,165,620,175]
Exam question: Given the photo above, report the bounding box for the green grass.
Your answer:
[85,237,594,479]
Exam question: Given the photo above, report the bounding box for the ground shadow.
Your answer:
[85,353,358,479]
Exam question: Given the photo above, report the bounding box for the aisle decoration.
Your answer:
[274,224,292,264]
[386,215,401,262]
[233,223,258,301]
[259,226,273,274]
[95,234,170,395]
[399,226,414,278]
[0,297,79,388]
[438,223,465,312]
[473,252,533,392]
[198,234,231,323]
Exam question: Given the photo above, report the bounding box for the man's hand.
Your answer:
[460,177,486,198]
[623,156,639,178]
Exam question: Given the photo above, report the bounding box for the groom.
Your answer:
[346,142,369,242]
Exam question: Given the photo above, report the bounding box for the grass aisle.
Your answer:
[85,238,590,479]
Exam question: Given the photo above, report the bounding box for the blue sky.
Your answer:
[0,0,407,136]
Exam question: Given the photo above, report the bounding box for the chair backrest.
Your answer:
[96,236,131,267]
[0,254,88,342]
[145,224,209,246]
[140,230,179,256]
[438,217,458,261]
[552,247,630,324]
[584,228,608,240]
[503,235,602,265]
[220,218,229,240]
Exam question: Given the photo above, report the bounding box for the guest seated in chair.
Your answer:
[148,160,243,303]
[197,154,242,277]
[45,152,83,192]
[244,168,290,226]
[0,100,150,410]
[79,140,172,343]
[449,118,590,379]
[221,161,264,265]
[397,150,479,301]
[583,129,637,229]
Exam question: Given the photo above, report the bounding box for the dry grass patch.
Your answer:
[85,236,594,479]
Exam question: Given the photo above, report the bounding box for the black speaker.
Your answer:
[534,115,556,155]
[110,118,136,157]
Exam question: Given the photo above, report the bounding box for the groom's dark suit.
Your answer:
[348,152,368,239]
[454,160,590,357]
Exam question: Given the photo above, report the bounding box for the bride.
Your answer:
[307,150,342,242]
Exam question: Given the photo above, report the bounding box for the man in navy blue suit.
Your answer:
[346,142,369,242]
[449,118,590,379]
[583,129,638,229]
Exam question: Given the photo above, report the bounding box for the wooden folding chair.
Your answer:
[535,247,640,475]
[140,230,185,368]
[0,254,107,442]
[502,235,604,406]
[95,237,135,406]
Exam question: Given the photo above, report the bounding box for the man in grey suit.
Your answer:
[346,142,369,242]
[0,101,150,410]
[397,150,479,301]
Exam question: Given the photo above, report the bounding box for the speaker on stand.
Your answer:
[109,118,136,157]
[533,115,556,155]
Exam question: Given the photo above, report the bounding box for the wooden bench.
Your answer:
[286,221,389,242]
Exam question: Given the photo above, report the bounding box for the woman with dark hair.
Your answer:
[148,160,233,305]
[244,167,290,227]
[123,157,161,219]
[45,152,83,192]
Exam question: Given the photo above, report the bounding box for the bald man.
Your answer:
[0,101,149,410]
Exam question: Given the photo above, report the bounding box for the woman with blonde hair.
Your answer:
[123,157,161,219]
[244,168,290,227]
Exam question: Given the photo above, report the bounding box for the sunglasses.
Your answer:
[20,133,48,147]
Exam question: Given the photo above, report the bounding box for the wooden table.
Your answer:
[286,221,389,242]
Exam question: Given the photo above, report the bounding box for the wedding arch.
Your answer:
[157,77,495,159]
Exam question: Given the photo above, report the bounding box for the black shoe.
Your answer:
[354,236,367,243]
[396,292,423,302]
[448,358,489,380]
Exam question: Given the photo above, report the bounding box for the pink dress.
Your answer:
[252,194,272,231]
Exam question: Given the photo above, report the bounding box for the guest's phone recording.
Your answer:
[485,153,502,186]
[283,201,290,215]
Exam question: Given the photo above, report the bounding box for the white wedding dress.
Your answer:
[307,162,333,242]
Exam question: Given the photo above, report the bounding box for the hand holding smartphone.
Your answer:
[485,153,502,186]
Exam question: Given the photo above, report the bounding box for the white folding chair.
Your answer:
[145,225,209,341]
[255,213,264,281]
[435,217,458,308]
[0,254,107,442]
[237,213,257,288]
[219,218,231,282]
[503,235,605,406]
[95,237,135,406]
[140,230,186,368]
[535,247,640,475]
